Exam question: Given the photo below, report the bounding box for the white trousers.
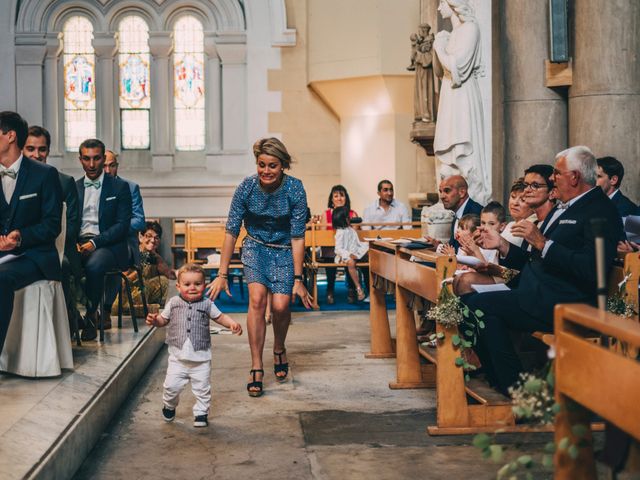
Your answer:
[162,354,211,416]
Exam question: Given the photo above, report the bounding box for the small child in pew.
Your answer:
[332,206,369,301]
[146,263,242,428]
[438,213,480,256]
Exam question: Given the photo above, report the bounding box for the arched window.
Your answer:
[63,16,96,152]
[173,16,205,151]
[118,15,151,149]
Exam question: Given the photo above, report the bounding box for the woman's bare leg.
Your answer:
[271,293,292,377]
[247,283,268,389]
[346,259,360,288]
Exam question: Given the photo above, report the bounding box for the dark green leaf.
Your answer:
[524,378,542,393]
[452,334,461,346]
[544,442,556,454]
[436,332,445,340]
[558,437,569,450]
[472,433,491,449]
[542,454,553,468]
[478,320,485,329]
[464,373,470,382]
[475,309,484,318]
[568,445,579,460]
[455,357,464,367]
[551,403,562,414]
[517,455,532,466]
[489,444,503,462]
[571,424,588,438]
[465,329,474,336]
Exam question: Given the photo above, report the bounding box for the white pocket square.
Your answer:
[19,193,37,200]
[105,196,116,201]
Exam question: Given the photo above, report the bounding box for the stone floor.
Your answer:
[72,310,554,480]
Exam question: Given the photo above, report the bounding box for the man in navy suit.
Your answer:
[0,111,62,353]
[23,126,82,329]
[76,139,132,340]
[466,146,622,395]
[596,156,637,218]
[438,175,483,248]
[104,150,145,261]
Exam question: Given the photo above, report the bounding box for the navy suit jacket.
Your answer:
[76,174,132,268]
[610,190,637,218]
[450,197,484,248]
[59,171,80,266]
[502,187,622,325]
[0,157,62,280]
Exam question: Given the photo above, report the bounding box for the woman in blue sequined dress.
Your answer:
[208,138,312,397]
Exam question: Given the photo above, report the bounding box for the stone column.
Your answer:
[204,32,222,171]
[92,33,117,150]
[148,32,174,172]
[15,33,47,126]
[217,36,247,153]
[569,0,640,202]
[44,33,63,167]
[501,0,567,199]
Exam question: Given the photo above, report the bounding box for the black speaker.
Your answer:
[549,0,569,62]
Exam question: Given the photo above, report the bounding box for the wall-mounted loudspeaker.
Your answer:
[549,0,569,62]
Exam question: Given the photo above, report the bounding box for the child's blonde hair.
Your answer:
[458,213,480,233]
[177,263,206,282]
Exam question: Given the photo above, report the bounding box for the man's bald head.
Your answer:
[439,175,470,211]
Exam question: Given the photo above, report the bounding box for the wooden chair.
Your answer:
[553,303,640,479]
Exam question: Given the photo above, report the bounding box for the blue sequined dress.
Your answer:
[226,174,308,294]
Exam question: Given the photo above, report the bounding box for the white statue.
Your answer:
[433,0,490,204]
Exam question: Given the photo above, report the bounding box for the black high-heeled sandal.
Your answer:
[273,349,289,382]
[247,369,264,397]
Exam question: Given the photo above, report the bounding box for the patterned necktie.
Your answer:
[84,179,101,189]
[0,169,17,179]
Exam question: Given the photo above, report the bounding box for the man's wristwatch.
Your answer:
[294,275,303,282]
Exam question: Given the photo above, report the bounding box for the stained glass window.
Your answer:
[63,16,96,151]
[119,16,150,149]
[173,16,205,151]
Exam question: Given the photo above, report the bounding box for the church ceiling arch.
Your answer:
[16,0,245,33]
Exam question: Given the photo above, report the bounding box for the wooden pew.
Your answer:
[184,220,246,267]
[307,222,422,309]
[554,303,640,479]
[367,247,640,435]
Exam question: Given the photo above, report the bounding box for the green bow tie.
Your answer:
[0,169,17,179]
[84,179,101,189]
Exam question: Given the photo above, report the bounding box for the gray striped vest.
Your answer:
[165,296,212,351]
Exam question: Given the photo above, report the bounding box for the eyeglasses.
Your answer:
[523,182,549,191]
[143,233,160,241]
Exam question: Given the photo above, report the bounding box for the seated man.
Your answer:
[23,126,81,328]
[362,180,411,230]
[104,150,145,261]
[437,175,483,248]
[0,111,62,353]
[465,146,622,395]
[596,156,637,220]
[76,139,132,340]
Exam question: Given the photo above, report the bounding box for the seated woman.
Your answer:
[317,185,359,304]
[112,221,177,315]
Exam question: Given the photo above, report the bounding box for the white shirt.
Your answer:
[452,197,471,232]
[362,198,411,230]
[80,172,104,237]
[0,155,22,204]
[161,300,221,362]
[334,227,369,262]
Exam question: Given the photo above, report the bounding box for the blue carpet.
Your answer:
[210,276,396,314]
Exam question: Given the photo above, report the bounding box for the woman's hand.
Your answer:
[207,276,231,301]
[292,280,313,309]
[457,230,480,255]
[440,244,456,256]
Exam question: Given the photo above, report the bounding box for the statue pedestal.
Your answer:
[410,121,436,155]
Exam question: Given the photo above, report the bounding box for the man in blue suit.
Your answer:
[104,149,145,261]
[0,111,62,353]
[76,139,132,340]
[438,175,483,248]
[466,146,622,395]
[23,125,82,330]
[596,156,637,219]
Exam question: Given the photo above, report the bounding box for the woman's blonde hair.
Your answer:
[253,137,292,169]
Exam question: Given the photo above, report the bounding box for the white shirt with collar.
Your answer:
[608,189,619,200]
[452,197,471,232]
[0,154,22,204]
[541,187,595,257]
[362,198,411,230]
[80,172,105,238]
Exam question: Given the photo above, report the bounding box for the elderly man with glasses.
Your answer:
[464,146,622,395]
